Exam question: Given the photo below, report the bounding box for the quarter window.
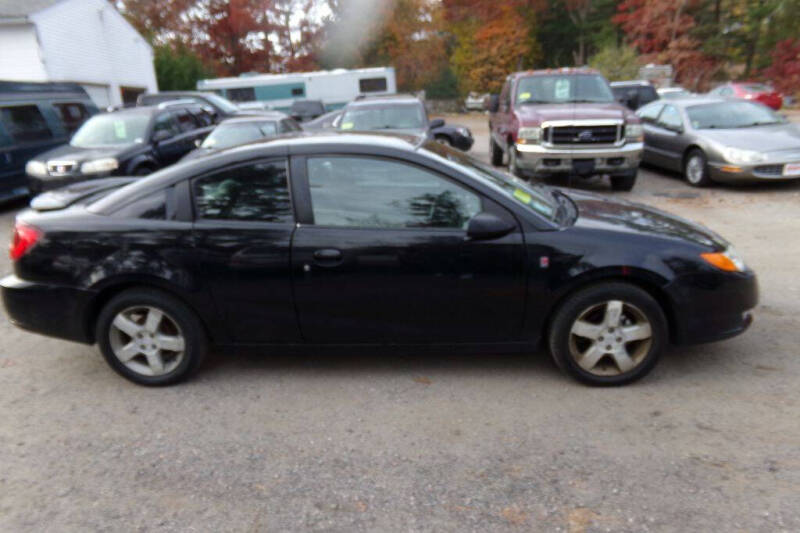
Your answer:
[0,105,52,143]
[193,160,293,222]
[307,157,481,229]
[112,190,168,220]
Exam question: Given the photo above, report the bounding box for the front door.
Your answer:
[291,155,527,344]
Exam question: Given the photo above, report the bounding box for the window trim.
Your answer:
[189,157,295,225]
[301,153,485,232]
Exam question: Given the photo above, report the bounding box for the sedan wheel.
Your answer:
[548,283,666,385]
[684,149,711,187]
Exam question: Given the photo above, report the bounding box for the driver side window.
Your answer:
[153,113,180,138]
[657,105,683,131]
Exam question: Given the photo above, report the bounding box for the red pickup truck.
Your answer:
[488,68,644,191]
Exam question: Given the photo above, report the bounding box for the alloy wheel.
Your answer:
[686,155,705,184]
[567,300,653,376]
[108,306,186,377]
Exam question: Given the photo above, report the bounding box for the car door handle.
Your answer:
[313,248,342,261]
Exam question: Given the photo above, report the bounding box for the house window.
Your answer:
[359,77,388,93]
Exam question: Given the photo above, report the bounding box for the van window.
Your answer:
[359,77,388,93]
[0,105,53,143]
[53,102,90,134]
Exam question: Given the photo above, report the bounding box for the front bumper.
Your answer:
[709,161,800,184]
[668,268,758,345]
[1,275,96,344]
[515,141,642,175]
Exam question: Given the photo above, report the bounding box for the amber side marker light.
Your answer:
[701,252,740,272]
[720,165,742,173]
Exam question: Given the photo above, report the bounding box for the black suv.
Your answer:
[610,81,659,110]
[137,91,242,120]
[26,101,214,193]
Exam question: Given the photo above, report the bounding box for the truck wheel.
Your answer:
[490,137,503,166]
[610,171,637,191]
[508,146,525,178]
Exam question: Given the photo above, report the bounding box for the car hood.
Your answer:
[516,102,632,125]
[35,143,139,163]
[568,190,727,249]
[697,123,800,153]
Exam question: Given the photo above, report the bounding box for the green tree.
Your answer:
[153,44,212,91]
[589,43,641,81]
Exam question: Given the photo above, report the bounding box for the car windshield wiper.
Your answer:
[568,99,610,103]
[740,121,780,127]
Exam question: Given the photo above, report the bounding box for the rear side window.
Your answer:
[112,190,169,220]
[193,160,293,222]
[53,102,90,134]
[0,105,52,142]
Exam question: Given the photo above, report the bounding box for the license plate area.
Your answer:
[572,159,596,175]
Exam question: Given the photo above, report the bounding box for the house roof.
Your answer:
[0,0,63,18]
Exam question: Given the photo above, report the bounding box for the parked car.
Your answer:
[237,101,274,112]
[610,80,660,110]
[0,81,98,201]
[708,82,783,110]
[636,97,800,186]
[25,101,214,193]
[302,109,345,131]
[181,113,301,161]
[657,87,693,100]
[338,94,474,151]
[289,99,326,122]
[2,133,757,386]
[488,68,643,191]
[465,92,488,111]
[137,91,243,119]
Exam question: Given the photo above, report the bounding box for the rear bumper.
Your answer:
[668,269,759,345]
[1,275,95,344]
[515,142,642,175]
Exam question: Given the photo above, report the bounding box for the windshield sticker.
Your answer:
[113,120,127,139]
[341,121,354,130]
[554,79,570,100]
[519,91,531,101]
[513,188,532,204]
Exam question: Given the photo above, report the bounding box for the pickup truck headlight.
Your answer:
[625,124,643,142]
[517,127,541,144]
[80,158,119,174]
[722,147,767,164]
[25,160,48,177]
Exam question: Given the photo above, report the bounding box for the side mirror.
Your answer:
[429,118,445,129]
[466,212,516,240]
[152,129,171,143]
[487,94,500,113]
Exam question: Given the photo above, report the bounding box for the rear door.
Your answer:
[290,154,527,344]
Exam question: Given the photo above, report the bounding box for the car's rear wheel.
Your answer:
[684,149,711,187]
[548,283,666,386]
[490,136,504,166]
[96,288,207,386]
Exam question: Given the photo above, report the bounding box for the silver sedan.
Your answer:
[636,97,800,186]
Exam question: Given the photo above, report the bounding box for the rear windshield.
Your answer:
[516,74,614,105]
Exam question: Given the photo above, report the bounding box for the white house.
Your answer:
[0,0,157,108]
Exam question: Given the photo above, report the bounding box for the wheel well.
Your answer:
[682,145,703,168]
[544,276,678,344]
[84,282,211,343]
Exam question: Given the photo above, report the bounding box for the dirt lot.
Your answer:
[1,115,799,532]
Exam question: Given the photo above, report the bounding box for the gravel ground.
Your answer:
[1,114,799,532]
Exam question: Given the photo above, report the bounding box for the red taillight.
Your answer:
[10,223,41,261]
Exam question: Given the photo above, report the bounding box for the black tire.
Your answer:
[610,171,637,191]
[547,282,667,386]
[683,149,712,187]
[95,288,207,386]
[490,136,504,166]
[134,166,153,176]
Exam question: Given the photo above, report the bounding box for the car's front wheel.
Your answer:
[96,288,207,386]
[548,283,666,386]
[684,149,712,187]
[610,171,637,191]
[508,146,524,178]
[490,136,504,166]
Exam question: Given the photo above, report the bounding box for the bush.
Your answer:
[589,44,641,81]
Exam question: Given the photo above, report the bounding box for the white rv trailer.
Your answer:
[197,67,396,112]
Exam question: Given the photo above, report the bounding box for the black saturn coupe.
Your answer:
[2,132,757,386]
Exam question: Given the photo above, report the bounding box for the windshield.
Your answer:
[70,113,150,147]
[687,101,785,129]
[203,93,239,114]
[340,104,426,131]
[200,121,278,149]
[516,74,614,105]
[422,141,560,222]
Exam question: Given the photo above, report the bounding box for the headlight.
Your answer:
[722,147,766,164]
[456,127,471,137]
[625,123,643,142]
[701,246,746,272]
[517,127,541,144]
[25,160,48,177]
[80,158,118,174]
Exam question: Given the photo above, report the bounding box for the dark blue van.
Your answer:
[0,81,98,202]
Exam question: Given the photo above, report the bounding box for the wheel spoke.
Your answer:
[576,344,605,372]
[622,323,652,342]
[117,342,141,362]
[610,347,636,373]
[603,300,623,328]
[571,320,603,340]
[113,314,141,337]
[145,351,165,374]
[144,308,164,333]
[155,334,184,352]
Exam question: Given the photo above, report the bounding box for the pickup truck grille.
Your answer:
[544,124,621,145]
